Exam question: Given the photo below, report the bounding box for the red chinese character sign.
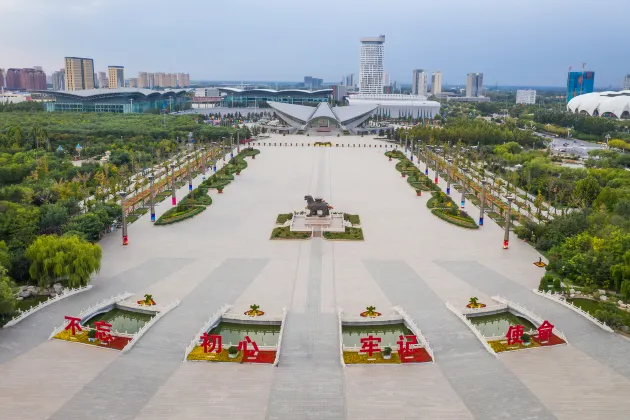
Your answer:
[397,334,417,356]
[64,316,82,336]
[505,324,524,345]
[238,335,259,358]
[359,335,381,357]
[94,321,113,344]
[537,320,554,343]
[201,333,222,354]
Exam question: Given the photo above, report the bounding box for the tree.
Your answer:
[26,235,102,288]
[64,213,105,242]
[0,266,16,326]
[38,203,69,235]
[573,175,601,208]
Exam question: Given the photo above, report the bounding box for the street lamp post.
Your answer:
[120,191,128,245]
[424,143,429,175]
[605,134,611,148]
[170,164,176,206]
[230,134,234,159]
[187,156,193,191]
[148,175,155,222]
[503,196,514,249]
[410,138,414,162]
[434,153,439,184]
[200,146,206,173]
[479,180,487,226]
[446,158,452,195]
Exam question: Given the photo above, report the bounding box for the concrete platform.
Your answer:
[1,134,629,420]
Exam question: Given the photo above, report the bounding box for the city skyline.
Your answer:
[1,0,629,87]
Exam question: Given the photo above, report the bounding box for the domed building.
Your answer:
[567,91,630,118]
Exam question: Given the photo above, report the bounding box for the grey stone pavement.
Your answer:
[1,134,629,420]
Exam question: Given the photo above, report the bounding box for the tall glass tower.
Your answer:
[359,36,385,95]
[567,71,595,102]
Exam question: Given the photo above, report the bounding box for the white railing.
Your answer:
[122,299,180,353]
[445,301,497,356]
[273,307,288,367]
[492,295,568,342]
[183,304,232,361]
[394,306,435,362]
[460,304,507,316]
[49,292,133,339]
[338,308,345,367]
[3,285,93,328]
[531,289,614,333]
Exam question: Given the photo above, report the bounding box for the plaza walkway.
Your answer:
[1,134,629,420]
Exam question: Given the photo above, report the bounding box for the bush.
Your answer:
[522,333,531,343]
[276,213,293,224]
[343,214,361,225]
[270,226,311,239]
[431,209,479,229]
[594,303,625,330]
[155,206,206,225]
[553,278,561,290]
[323,227,364,240]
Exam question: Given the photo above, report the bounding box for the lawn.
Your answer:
[323,227,364,240]
[270,226,311,240]
[276,213,293,224]
[343,214,361,225]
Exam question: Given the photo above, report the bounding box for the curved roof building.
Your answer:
[267,101,377,134]
[567,91,630,118]
[347,94,441,119]
[41,88,190,113]
[218,87,332,107]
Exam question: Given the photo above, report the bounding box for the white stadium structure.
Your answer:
[567,91,630,118]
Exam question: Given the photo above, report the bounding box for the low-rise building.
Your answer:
[516,89,536,104]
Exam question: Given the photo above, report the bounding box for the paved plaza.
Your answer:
[1,134,630,420]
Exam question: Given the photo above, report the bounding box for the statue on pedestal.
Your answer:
[304,195,331,217]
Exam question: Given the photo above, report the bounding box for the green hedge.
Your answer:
[385,150,405,159]
[431,209,479,229]
[241,148,261,157]
[323,227,364,240]
[155,206,206,225]
[276,213,293,224]
[344,214,361,225]
[270,226,311,239]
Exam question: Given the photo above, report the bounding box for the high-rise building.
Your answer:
[466,72,483,97]
[64,57,95,91]
[147,73,155,88]
[97,72,107,89]
[303,76,323,90]
[567,71,594,102]
[623,74,630,90]
[431,71,442,95]
[0,69,4,88]
[412,69,428,96]
[359,35,385,95]
[138,72,148,88]
[342,74,355,88]
[177,72,190,87]
[4,68,46,90]
[128,78,138,88]
[516,89,537,104]
[382,72,391,89]
[52,69,65,91]
[108,66,124,89]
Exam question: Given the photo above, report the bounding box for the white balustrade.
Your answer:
[394,306,435,362]
[3,285,93,328]
[273,307,288,366]
[492,295,568,342]
[183,304,232,361]
[531,289,614,333]
[338,308,345,367]
[122,299,180,353]
[49,292,133,339]
[445,301,497,356]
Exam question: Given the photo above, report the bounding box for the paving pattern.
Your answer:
[1,134,629,420]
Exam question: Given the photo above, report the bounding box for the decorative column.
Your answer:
[446,158,452,195]
[120,192,128,245]
[479,180,487,226]
[460,176,467,209]
[230,134,234,159]
[424,144,429,175]
[170,164,176,206]
[410,139,414,162]
[187,156,193,191]
[148,175,155,222]
[504,197,513,249]
[200,147,206,173]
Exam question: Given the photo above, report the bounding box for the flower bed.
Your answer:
[323,227,364,240]
[270,226,312,240]
[431,209,479,229]
[343,351,401,364]
[188,347,277,363]
[53,328,132,351]
[155,204,206,226]
[489,333,566,353]
[385,150,406,159]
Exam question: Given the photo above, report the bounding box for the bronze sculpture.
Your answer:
[304,195,331,217]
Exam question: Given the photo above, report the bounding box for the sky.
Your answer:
[2,0,629,87]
